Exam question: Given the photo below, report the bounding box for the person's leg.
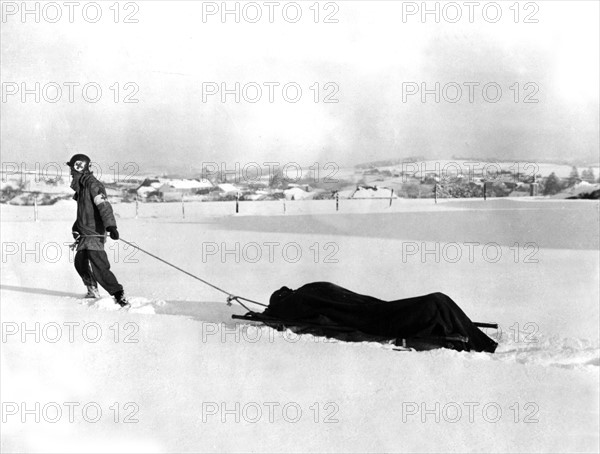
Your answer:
[87,250,123,296]
[74,249,98,288]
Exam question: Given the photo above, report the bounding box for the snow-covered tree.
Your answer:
[581,167,596,183]
[543,172,562,195]
[567,166,581,187]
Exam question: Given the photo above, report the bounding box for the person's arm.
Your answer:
[89,180,118,238]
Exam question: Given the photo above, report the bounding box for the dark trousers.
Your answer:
[74,249,123,295]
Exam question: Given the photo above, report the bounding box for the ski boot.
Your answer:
[113,290,131,309]
[85,285,100,298]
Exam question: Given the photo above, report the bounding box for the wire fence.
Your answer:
[1,186,550,223]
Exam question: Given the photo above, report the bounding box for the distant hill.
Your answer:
[355,156,600,170]
[354,156,427,169]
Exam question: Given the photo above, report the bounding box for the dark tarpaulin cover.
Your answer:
[264,282,497,353]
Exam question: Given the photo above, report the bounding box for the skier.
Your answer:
[66,154,130,308]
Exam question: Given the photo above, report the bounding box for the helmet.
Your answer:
[66,154,91,173]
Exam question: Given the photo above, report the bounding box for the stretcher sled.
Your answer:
[232,312,498,352]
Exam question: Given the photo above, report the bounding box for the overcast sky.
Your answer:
[1,1,598,173]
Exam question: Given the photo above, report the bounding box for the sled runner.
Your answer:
[232,312,498,352]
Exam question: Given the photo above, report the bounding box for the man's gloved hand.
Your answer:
[70,231,81,251]
[106,226,119,240]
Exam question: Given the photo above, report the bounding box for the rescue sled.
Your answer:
[232,312,498,352]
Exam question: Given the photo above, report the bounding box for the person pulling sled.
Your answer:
[66,154,129,308]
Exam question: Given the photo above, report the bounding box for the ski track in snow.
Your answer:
[74,295,166,315]
[76,295,600,372]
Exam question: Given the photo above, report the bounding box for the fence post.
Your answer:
[530,182,538,196]
[135,196,139,219]
[235,192,239,213]
[33,195,38,222]
[335,192,339,211]
[389,189,394,207]
[434,184,438,204]
[283,200,286,214]
[181,194,185,219]
[483,182,487,201]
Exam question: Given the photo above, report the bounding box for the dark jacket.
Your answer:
[72,172,117,251]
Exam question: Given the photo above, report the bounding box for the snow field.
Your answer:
[1,198,598,452]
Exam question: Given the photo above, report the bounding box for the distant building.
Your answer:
[287,183,312,192]
[136,178,213,201]
[283,187,316,200]
[350,185,396,199]
[217,183,239,195]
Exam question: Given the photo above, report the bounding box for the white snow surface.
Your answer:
[1,198,598,453]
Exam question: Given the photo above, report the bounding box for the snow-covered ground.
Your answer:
[1,198,598,453]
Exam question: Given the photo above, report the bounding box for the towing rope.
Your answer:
[72,234,266,311]
[70,235,499,330]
